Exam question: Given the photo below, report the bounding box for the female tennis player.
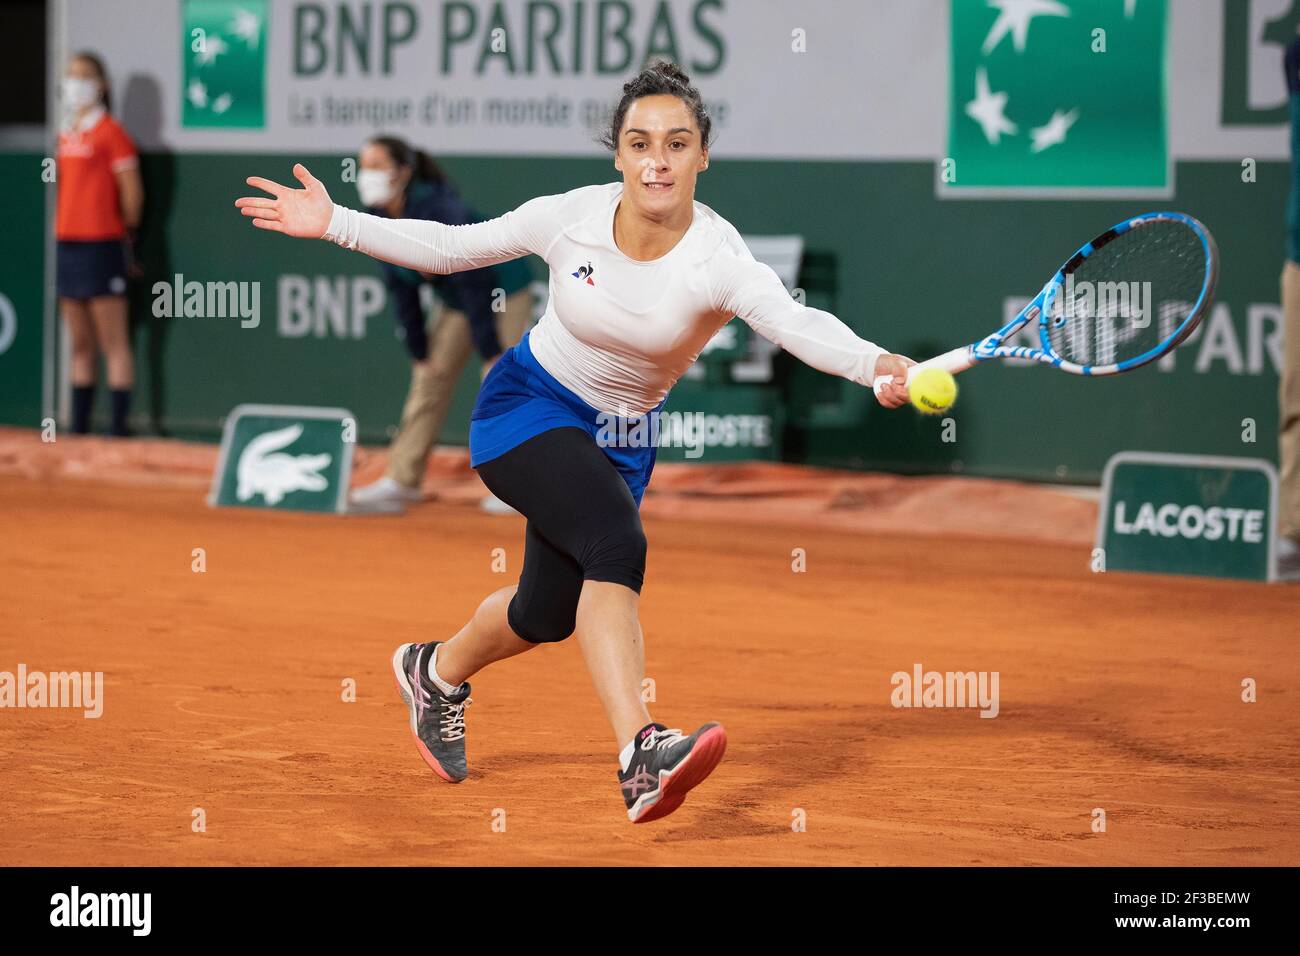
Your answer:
[236,62,914,824]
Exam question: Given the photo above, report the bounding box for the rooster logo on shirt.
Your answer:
[572,261,596,286]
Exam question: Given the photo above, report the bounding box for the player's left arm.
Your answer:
[710,252,913,408]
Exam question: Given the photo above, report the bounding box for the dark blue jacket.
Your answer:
[371,180,532,361]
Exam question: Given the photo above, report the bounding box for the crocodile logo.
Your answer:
[236,423,332,505]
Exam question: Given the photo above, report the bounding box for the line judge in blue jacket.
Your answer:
[349,136,534,513]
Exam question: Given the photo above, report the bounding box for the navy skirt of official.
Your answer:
[56,239,128,300]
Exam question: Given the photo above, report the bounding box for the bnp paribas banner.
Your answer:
[67,0,1290,165]
[946,0,1168,196]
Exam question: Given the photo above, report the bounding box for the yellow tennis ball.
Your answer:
[909,368,957,415]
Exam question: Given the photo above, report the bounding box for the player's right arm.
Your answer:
[234,163,561,274]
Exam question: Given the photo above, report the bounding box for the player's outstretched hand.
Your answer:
[873,353,916,408]
[234,163,334,239]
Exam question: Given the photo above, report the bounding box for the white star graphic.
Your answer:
[966,67,1018,145]
[194,34,228,66]
[212,93,234,115]
[228,8,261,49]
[982,0,1070,55]
[1029,107,1079,152]
[186,78,208,108]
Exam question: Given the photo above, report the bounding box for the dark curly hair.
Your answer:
[597,60,713,152]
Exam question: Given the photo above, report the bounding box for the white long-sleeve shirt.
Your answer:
[324,182,886,416]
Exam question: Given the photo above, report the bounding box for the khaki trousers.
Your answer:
[387,288,532,488]
[1281,263,1300,540]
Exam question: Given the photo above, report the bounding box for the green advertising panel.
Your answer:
[0,153,46,428]
[88,153,1281,486]
[182,0,268,129]
[947,0,1168,194]
[1097,452,1278,582]
[209,404,355,513]
[656,380,783,463]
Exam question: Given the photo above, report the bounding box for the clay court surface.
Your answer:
[2,430,1298,866]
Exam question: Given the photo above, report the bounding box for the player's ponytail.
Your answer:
[598,59,713,151]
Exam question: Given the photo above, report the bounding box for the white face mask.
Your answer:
[357,169,397,207]
[63,76,101,111]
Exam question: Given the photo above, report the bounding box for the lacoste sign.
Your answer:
[209,404,356,513]
[1097,451,1279,582]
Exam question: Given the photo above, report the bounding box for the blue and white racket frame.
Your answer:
[876,212,1220,393]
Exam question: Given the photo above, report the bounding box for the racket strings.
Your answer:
[1045,220,1208,369]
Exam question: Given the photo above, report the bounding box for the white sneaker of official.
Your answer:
[1278,536,1300,582]
[480,493,518,516]
[348,476,424,515]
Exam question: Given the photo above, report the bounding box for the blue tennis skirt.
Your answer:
[470,332,662,506]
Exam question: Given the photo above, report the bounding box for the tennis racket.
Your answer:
[873,211,1219,396]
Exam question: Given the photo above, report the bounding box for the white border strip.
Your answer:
[44,0,66,425]
[934,177,1177,201]
[1096,450,1280,583]
[207,403,356,513]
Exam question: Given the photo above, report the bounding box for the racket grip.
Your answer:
[872,347,975,397]
[873,364,925,398]
[872,368,914,396]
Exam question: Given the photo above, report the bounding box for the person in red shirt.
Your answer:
[56,52,143,436]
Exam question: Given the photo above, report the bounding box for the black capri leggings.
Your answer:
[475,427,648,644]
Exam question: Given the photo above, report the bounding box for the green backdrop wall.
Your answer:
[2,151,1287,483]
[0,152,47,430]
